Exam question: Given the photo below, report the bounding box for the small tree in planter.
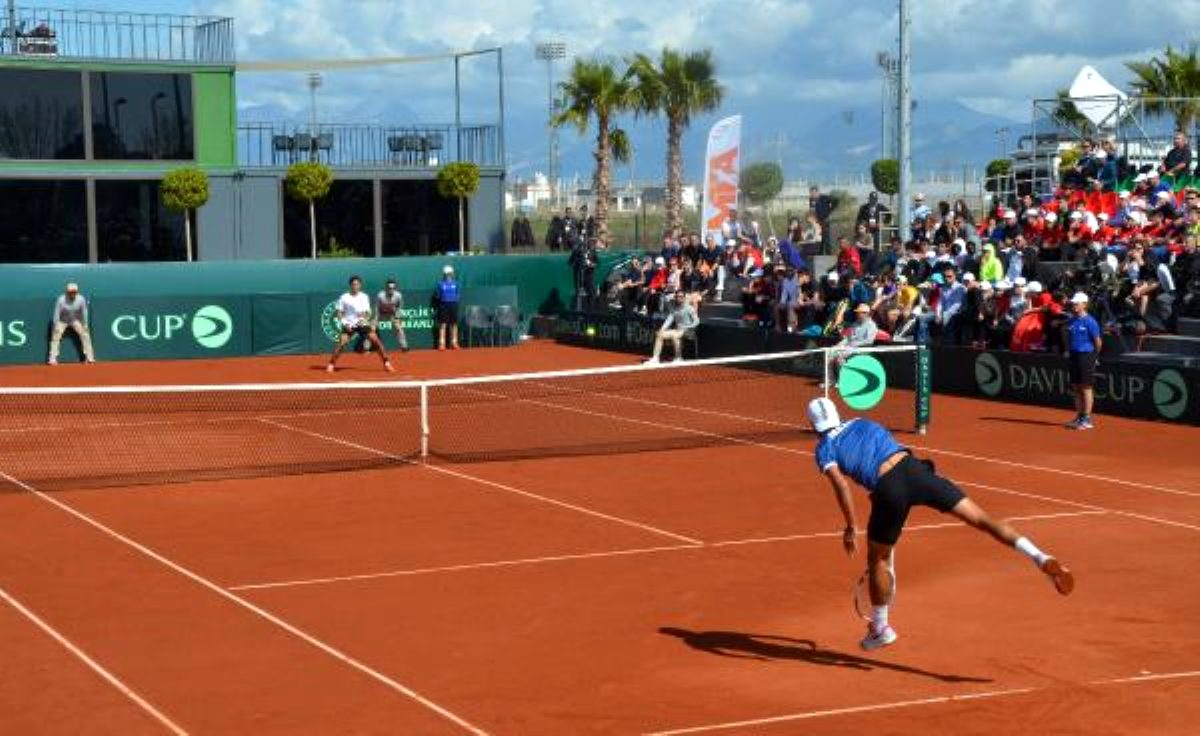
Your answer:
[285,161,334,259]
[741,161,784,234]
[436,162,481,253]
[161,168,209,261]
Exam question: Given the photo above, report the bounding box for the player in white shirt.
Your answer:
[326,275,394,373]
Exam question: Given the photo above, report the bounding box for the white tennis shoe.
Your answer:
[860,624,898,651]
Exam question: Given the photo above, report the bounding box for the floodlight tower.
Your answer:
[535,41,567,206]
[897,0,912,234]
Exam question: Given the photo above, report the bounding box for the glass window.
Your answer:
[96,180,189,262]
[0,179,88,263]
[382,180,460,256]
[283,180,374,259]
[0,70,85,159]
[90,72,193,160]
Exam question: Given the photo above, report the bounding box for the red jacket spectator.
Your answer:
[837,242,862,276]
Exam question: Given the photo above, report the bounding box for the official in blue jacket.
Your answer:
[435,265,461,350]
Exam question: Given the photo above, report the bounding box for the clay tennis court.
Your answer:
[1,341,1198,735]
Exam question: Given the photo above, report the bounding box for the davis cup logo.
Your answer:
[191,305,233,349]
[974,352,1003,397]
[837,354,887,410]
[1153,369,1188,420]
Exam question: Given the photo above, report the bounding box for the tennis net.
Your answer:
[0,345,927,491]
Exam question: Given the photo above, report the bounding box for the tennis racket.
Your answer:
[853,548,897,621]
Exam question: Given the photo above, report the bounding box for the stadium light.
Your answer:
[536,42,567,206]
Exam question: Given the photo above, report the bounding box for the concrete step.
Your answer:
[699,302,743,321]
[1179,317,1200,339]
[702,316,755,329]
[1140,334,1200,357]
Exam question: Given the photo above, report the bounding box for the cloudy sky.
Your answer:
[71,0,1200,176]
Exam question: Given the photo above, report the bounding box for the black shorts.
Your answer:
[437,302,459,326]
[341,324,372,338]
[1068,351,1097,386]
[868,455,966,546]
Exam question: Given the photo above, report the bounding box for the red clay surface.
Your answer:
[1,341,1198,735]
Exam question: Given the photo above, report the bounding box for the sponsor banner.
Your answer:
[91,296,251,360]
[701,114,742,244]
[939,347,1199,424]
[251,294,312,356]
[0,299,76,365]
[555,310,658,355]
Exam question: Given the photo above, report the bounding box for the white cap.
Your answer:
[1119,190,1132,199]
[1156,190,1173,201]
[1134,173,1148,183]
[655,256,666,266]
[915,192,926,201]
[827,272,840,283]
[1070,292,1089,304]
[1098,212,1109,221]
[1027,280,1043,293]
[1045,212,1058,223]
[962,272,976,282]
[65,282,79,292]
[1004,209,1017,219]
[807,397,842,434]
[1014,276,1027,287]
[443,265,454,275]
[897,274,908,284]
[997,279,1012,290]
[1025,208,1041,219]
[953,238,966,247]
[1069,211,1084,221]
[981,281,994,291]
[1148,170,1160,179]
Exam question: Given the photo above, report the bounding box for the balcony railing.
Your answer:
[0,6,234,64]
[238,123,502,169]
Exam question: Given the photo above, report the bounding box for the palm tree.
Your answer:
[554,58,633,241]
[627,48,724,233]
[1051,88,1095,137]
[1125,44,1200,134]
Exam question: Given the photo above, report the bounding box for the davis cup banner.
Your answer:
[701,115,742,243]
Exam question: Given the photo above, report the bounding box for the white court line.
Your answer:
[257,418,704,546]
[227,510,1107,592]
[643,669,1200,735]
[0,583,187,735]
[0,470,488,736]
[554,380,1200,500]
[476,391,1200,537]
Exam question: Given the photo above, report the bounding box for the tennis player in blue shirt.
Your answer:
[807,398,1074,651]
[1064,292,1102,429]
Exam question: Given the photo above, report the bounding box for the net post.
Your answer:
[822,348,831,399]
[419,384,430,460]
[915,344,932,435]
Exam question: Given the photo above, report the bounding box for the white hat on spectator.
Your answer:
[1003,209,1017,219]
[1098,212,1110,221]
[1134,173,1148,183]
[1094,150,1107,160]
[980,281,994,292]
[442,265,454,275]
[1014,276,1027,287]
[1027,280,1043,293]
[1025,208,1041,219]
[998,279,1013,290]
[897,274,908,284]
[654,256,665,266]
[1070,292,1089,304]
[915,193,926,201]
[962,272,976,282]
[827,272,840,283]
[807,397,842,433]
[65,282,79,292]
[953,238,966,248]
[1069,211,1084,221]
[1045,212,1058,223]
[1148,170,1160,180]
[1156,190,1173,202]
[1119,190,1132,199]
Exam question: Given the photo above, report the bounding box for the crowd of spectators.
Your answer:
[606,134,1200,353]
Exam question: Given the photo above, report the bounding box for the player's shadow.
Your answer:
[978,416,1067,428]
[658,627,991,684]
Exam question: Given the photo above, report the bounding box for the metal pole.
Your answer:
[897,0,912,237]
[454,54,461,162]
[5,0,15,54]
[496,47,506,171]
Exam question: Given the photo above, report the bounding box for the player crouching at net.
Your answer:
[645,290,698,364]
[327,275,394,374]
[806,397,1074,651]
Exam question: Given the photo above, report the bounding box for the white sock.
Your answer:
[1014,537,1050,567]
[871,605,889,631]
